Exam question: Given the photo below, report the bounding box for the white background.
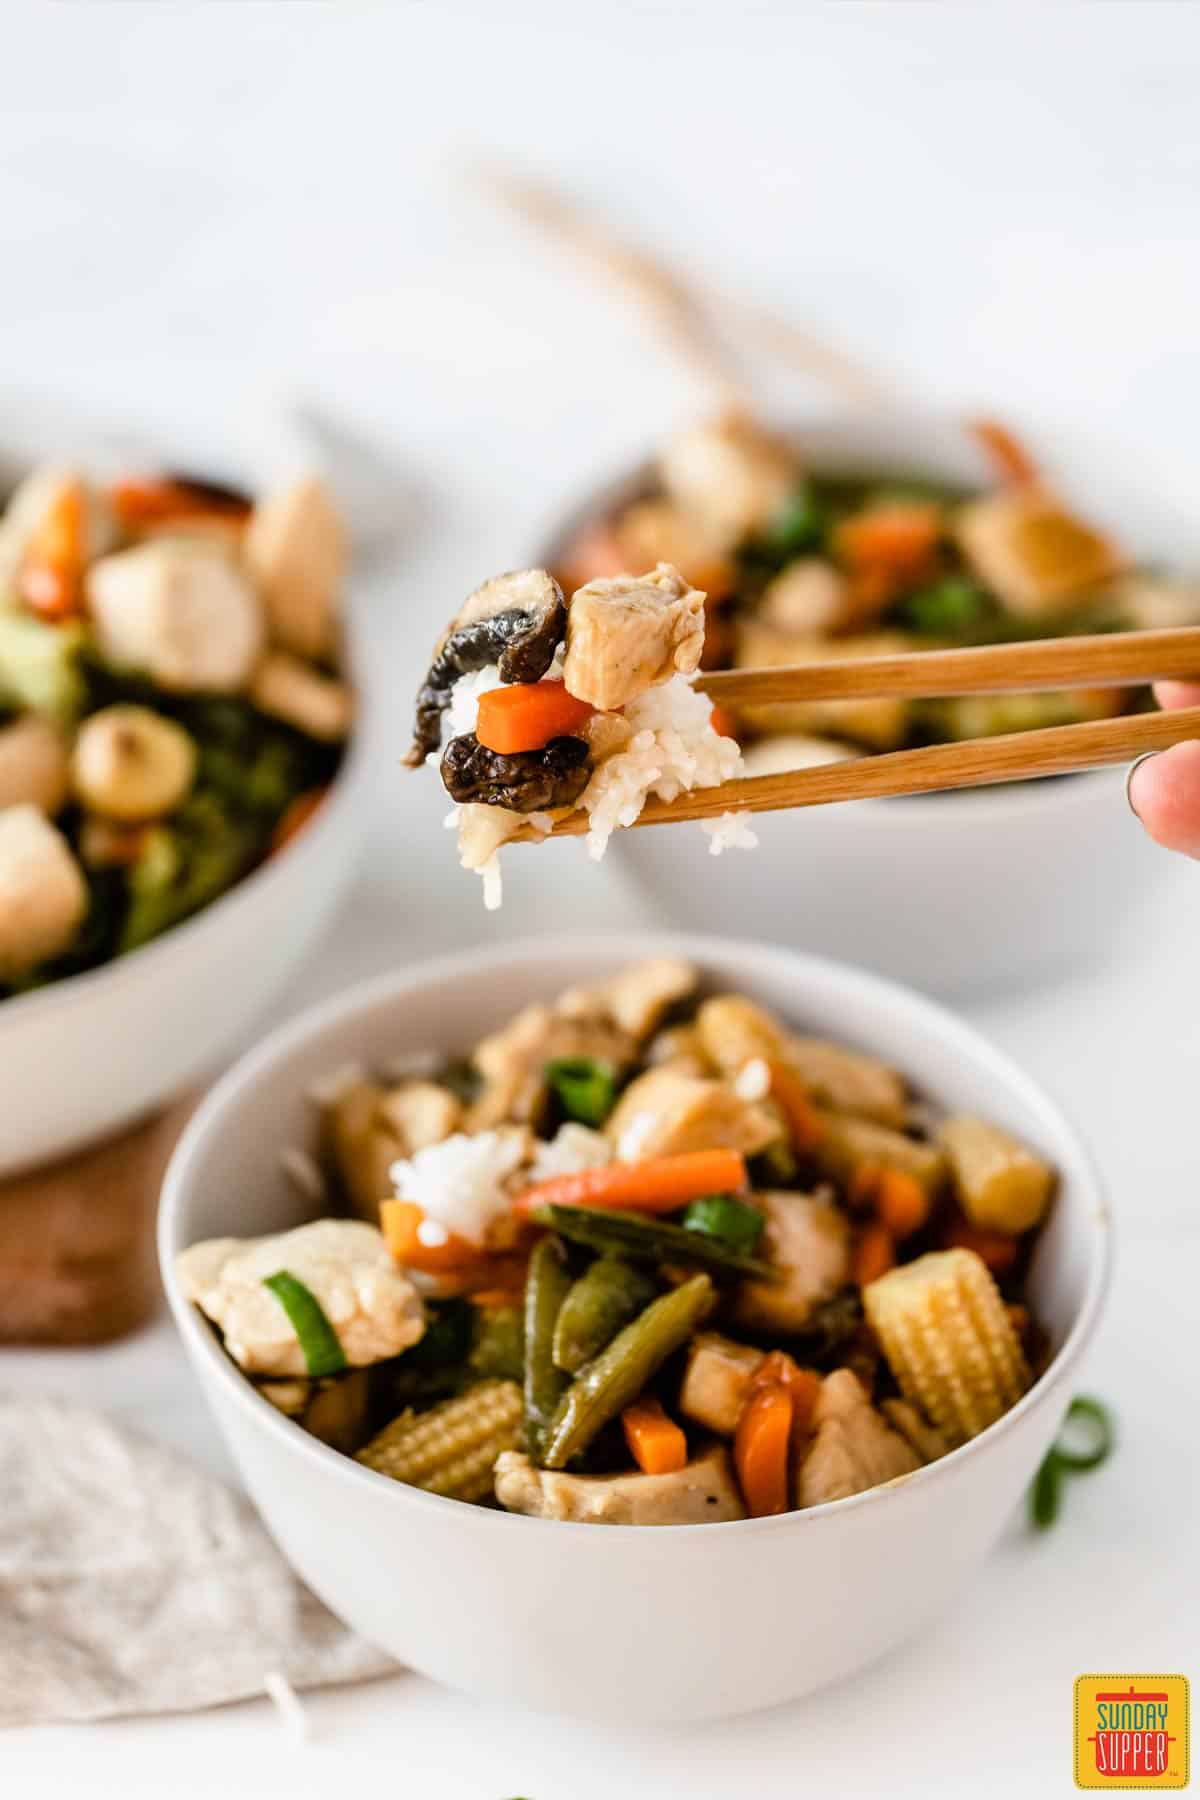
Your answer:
[3,3,1199,1794]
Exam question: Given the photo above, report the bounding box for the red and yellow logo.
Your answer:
[1075,1676,1190,1788]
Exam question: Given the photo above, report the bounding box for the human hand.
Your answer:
[1128,683,1200,858]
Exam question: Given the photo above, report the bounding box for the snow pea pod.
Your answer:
[551,1256,657,1374]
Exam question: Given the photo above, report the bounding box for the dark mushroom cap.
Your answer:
[405,569,566,766]
[440,732,591,812]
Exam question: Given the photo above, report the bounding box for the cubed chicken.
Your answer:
[562,563,705,711]
[738,734,856,778]
[1112,574,1200,631]
[796,1368,921,1507]
[759,559,853,636]
[175,1218,425,1377]
[937,1114,1054,1233]
[678,1332,764,1435]
[606,1065,779,1162]
[784,1039,907,1128]
[733,622,914,750]
[816,1110,946,1200]
[0,714,70,814]
[644,1022,714,1078]
[0,804,87,977]
[494,1443,745,1524]
[325,1077,463,1222]
[657,414,799,546]
[249,652,354,742]
[570,956,698,1042]
[614,498,736,598]
[695,993,788,1071]
[881,1397,952,1465]
[468,1000,636,1129]
[733,1192,850,1333]
[954,488,1122,617]
[87,540,264,692]
[244,474,345,661]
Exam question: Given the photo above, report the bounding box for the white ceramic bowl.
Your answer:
[159,933,1110,1723]
[540,412,1185,996]
[0,405,375,1175]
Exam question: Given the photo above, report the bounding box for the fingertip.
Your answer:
[1129,739,1200,857]
[1152,680,1200,711]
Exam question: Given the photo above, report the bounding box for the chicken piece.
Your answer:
[0,714,70,813]
[880,1397,953,1465]
[734,621,914,750]
[249,651,354,742]
[562,563,705,711]
[733,1192,850,1333]
[796,1368,921,1506]
[176,1218,424,1377]
[325,1077,462,1222]
[695,993,788,1071]
[243,474,345,661]
[658,413,799,546]
[936,1113,1053,1233]
[678,1332,763,1435]
[606,1065,779,1162]
[645,1023,714,1079]
[494,1443,745,1525]
[738,734,856,778]
[759,559,854,636]
[560,956,698,1042]
[816,1110,946,1200]
[468,1000,635,1130]
[87,540,263,692]
[1111,574,1200,631]
[785,1039,907,1128]
[0,803,87,977]
[954,488,1122,617]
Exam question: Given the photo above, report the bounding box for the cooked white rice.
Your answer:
[527,1122,612,1182]
[700,810,760,855]
[389,1129,527,1245]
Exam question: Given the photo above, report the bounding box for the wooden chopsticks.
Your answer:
[511,627,1200,840]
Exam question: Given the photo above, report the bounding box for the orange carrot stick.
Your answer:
[19,479,86,621]
[768,1061,824,1153]
[475,680,596,755]
[833,503,941,601]
[709,702,739,742]
[380,1198,483,1272]
[942,1215,1019,1275]
[751,1351,822,1441]
[873,1168,930,1240]
[110,476,251,528]
[969,418,1039,488]
[622,1395,688,1475]
[852,1221,896,1287]
[512,1148,749,1218]
[734,1381,794,1517]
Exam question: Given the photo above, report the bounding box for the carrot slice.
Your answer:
[768,1061,824,1153]
[969,418,1039,488]
[709,702,738,742]
[873,1168,930,1240]
[942,1215,1019,1275]
[751,1351,822,1442]
[734,1381,794,1516]
[19,479,86,621]
[512,1148,749,1218]
[475,680,596,755]
[833,503,941,601]
[622,1395,688,1475]
[110,476,251,529]
[380,1198,482,1273]
[852,1221,896,1287]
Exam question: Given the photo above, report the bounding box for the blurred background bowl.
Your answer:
[0,397,378,1176]
[541,410,1185,996]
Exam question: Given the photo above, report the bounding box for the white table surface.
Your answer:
[3,5,1199,1793]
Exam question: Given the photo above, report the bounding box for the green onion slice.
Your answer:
[1050,1395,1114,1471]
[1029,1451,1063,1530]
[681,1193,765,1254]
[262,1270,347,1379]
[544,1057,619,1128]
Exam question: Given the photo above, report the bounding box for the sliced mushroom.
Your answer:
[796,1368,921,1506]
[494,1443,745,1524]
[406,568,566,766]
[439,731,590,812]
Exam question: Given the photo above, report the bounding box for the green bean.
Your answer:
[469,1303,526,1383]
[542,1273,713,1470]
[530,1203,774,1279]
[522,1237,572,1461]
[551,1257,657,1374]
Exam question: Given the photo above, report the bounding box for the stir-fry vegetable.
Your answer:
[1029,1396,1115,1529]
[180,962,1073,1529]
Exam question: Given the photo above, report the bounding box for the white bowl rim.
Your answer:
[535,402,1177,825]
[159,930,1112,1541]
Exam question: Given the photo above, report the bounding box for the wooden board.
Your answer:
[0,1097,196,1346]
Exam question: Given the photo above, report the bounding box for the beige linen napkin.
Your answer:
[0,1393,393,1726]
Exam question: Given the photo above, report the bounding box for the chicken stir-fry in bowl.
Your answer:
[0,464,352,998]
[178,958,1057,1525]
[554,412,1196,776]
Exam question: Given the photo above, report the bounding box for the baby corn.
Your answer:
[357,1379,522,1501]
[863,1248,1030,1448]
[937,1114,1054,1234]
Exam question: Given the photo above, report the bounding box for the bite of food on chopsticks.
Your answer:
[0,462,352,996]
[178,958,1055,1523]
[405,561,753,907]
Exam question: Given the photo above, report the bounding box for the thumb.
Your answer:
[1128,739,1200,858]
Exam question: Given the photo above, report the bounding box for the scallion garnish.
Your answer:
[262,1270,347,1379]
[544,1056,619,1128]
[1029,1395,1114,1530]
